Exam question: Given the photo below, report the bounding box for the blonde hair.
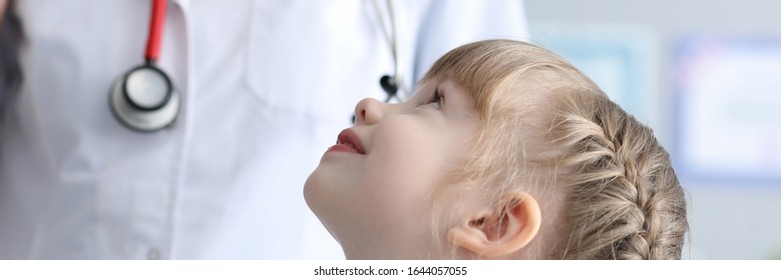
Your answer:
[422,40,688,259]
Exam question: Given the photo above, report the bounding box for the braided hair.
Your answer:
[551,89,688,259]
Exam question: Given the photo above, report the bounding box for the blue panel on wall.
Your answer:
[673,37,781,183]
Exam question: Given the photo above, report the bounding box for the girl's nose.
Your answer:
[353,98,388,125]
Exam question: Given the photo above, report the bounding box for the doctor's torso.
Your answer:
[0,0,527,259]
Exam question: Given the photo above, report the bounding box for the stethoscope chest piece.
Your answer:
[110,64,179,132]
[110,0,177,132]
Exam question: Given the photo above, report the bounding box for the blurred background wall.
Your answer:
[525,0,781,259]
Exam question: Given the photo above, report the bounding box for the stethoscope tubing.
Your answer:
[145,0,166,63]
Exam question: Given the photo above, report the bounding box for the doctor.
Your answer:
[0,0,528,259]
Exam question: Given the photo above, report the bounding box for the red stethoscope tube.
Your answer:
[145,0,166,63]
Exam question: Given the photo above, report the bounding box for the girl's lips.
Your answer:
[326,129,365,154]
[326,143,360,154]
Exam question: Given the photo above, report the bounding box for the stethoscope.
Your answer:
[110,0,179,132]
[110,0,403,131]
[351,0,406,122]
[373,0,408,103]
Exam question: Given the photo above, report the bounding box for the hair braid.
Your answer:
[553,91,687,260]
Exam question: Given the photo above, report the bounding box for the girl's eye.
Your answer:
[417,88,442,109]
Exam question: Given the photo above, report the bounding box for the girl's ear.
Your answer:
[447,192,541,258]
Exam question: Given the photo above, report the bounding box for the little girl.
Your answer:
[304,39,688,260]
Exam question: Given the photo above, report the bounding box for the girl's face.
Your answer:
[304,78,481,259]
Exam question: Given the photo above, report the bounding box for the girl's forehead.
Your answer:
[412,76,443,95]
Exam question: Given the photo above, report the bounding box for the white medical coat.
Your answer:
[0,0,528,259]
